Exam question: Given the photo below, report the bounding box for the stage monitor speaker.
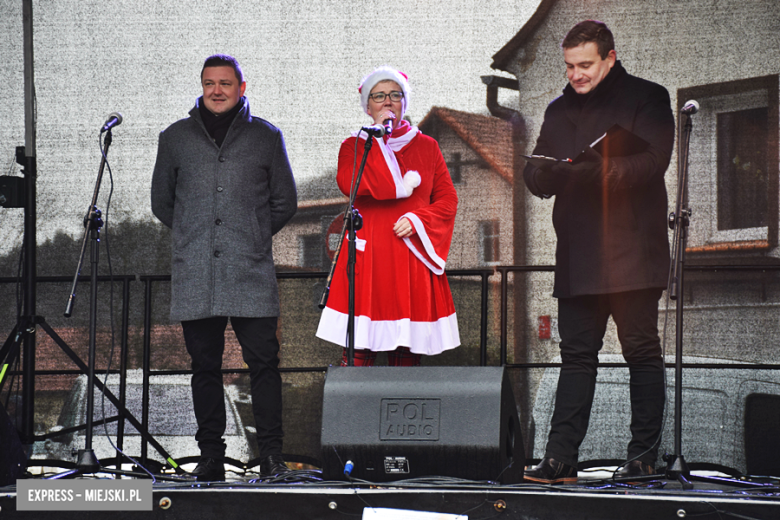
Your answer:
[744,393,780,476]
[0,403,27,486]
[321,366,524,483]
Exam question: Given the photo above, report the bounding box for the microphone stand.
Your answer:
[0,127,184,480]
[664,110,693,489]
[57,129,113,475]
[319,131,374,366]
[52,129,182,480]
[663,110,763,489]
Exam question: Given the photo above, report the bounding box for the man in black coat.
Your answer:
[523,20,674,484]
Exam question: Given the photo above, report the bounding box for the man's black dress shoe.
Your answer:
[524,457,577,484]
[614,460,655,479]
[260,454,291,476]
[190,457,225,482]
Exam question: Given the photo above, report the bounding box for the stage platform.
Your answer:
[2,466,780,519]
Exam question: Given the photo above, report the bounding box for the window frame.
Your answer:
[679,75,779,254]
[299,233,324,268]
[479,220,501,266]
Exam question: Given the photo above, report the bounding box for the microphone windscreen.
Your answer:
[681,100,699,114]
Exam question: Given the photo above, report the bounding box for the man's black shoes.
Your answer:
[190,454,291,481]
[260,454,291,477]
[614,460,655,480]
[190,457,225,482]
[524,457,578,484]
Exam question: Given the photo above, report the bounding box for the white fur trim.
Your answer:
[316,307,460,354]
[350,126,421,199]
[359,66,410,115]
[400,212,446,275]
[376,137,408,199]
[386,126,418,151]
[402,171,421,196]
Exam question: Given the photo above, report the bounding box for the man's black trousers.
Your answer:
[182,316,283,460]
[545,288,665,468]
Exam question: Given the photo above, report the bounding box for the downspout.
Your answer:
[480,75,533,456]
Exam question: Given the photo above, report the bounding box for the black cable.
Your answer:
[7,176,27,433]
[93,131,156,483]
[458,499,500,517]
[247,469,324,485]
[341,128,368,349]
[610,238,676,480]
[682,501,771,520]
[349,486,375,510]
[491,459,512,483]
[15,202,25,323]
[3,356,20,419]
[348,129,364,200]
[609,138,693,481]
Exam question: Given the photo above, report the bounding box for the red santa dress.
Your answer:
[316,122,460,355]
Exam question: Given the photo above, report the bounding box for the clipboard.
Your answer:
[522,124,649,170]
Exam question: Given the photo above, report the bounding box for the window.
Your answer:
[445,152,488,185]
[717,107,768,230]
[299,234,323,268]
[479,221,500,265]
[447,152,464,184]
[679,75,778,253]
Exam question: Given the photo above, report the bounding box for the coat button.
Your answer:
[219,156,226,162]
[217,186,223,192]
[214,250,221,258]
[215,219,222,226]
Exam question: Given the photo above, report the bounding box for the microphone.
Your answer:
[361,124,387,137]
[681,100,699,115]
[382,118,393,137]
[101,112,123,133]
[361,118,395,138]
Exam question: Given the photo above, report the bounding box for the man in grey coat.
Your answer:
[152,54,297,481]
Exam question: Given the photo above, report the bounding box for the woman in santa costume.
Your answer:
[316,66,460,366]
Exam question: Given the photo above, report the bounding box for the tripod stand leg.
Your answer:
[76,448,100,473]
[38,320,183,473]
[665,453,693,490]
[0,324,22,393]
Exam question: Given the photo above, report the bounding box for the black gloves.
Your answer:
[549,147,604,191]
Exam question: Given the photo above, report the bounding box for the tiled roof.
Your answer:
[27,325,247,391]
[419,106,514,184]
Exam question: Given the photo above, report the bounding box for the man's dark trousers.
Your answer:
[545,288,665,468]
[182,316,283,460]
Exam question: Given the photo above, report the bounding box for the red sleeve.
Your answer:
[401,143,458,274]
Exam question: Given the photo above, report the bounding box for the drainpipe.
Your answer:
[480,75,532,455]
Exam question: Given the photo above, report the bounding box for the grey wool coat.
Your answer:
[151,98,297,322]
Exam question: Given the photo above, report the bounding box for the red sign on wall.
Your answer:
[538,315,551,340]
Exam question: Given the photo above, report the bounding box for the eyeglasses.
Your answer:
[368,91,404,103]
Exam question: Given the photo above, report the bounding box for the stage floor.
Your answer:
[2,466,780,519]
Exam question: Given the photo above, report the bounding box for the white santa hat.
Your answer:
[359,66,411,116]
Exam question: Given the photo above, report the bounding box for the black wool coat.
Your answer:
[524,62,675,298]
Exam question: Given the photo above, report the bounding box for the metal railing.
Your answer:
[3,263,780,462]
